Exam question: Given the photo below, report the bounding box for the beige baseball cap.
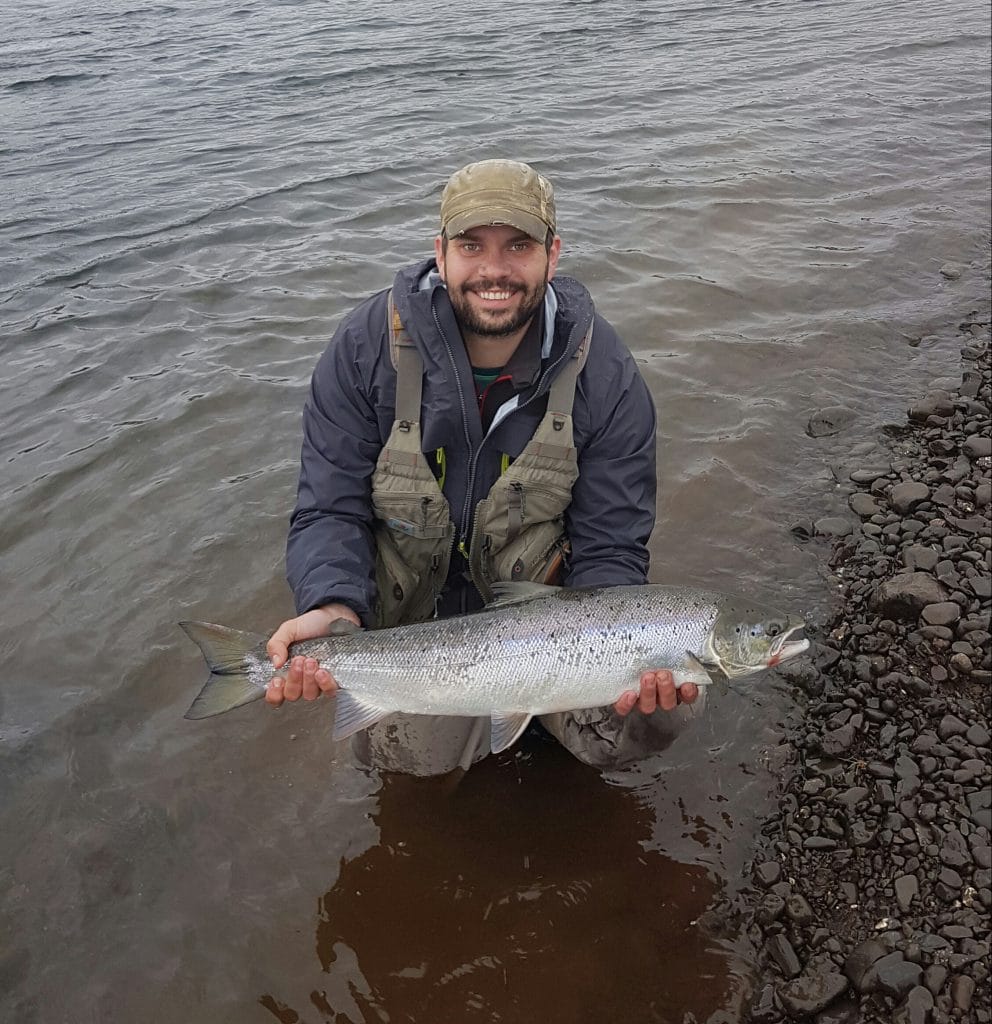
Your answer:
[440,159,556,243]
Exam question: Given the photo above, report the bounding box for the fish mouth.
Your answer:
[766,624,810,667]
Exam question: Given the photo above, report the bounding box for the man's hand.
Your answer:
[613,669,699,716]
[265,603,360,707]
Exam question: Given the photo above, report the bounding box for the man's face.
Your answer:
[435,224,561,339]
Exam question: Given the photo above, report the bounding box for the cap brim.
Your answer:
[444,207,550,243]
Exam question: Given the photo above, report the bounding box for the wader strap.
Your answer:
[388,289,423,426]
[546,319,594,421]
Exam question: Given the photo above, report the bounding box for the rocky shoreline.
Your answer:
[741,313,991,1024]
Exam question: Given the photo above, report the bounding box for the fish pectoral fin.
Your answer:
[490,712,533,753]
[685,650,728,697]
[326,618,363,636]
[684,650,722,680]
[332,691,390,741]
[487,582,561,608]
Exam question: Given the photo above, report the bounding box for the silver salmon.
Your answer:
[181,582,809,752]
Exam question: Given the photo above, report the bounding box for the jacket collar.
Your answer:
[392,258,595,400]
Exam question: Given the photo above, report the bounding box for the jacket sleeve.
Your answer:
[286,307,387,624]
[564,326,657,588]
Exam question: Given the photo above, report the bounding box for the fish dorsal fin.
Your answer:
[490,712,533,753]
[332,691,390,741]
[487,582,561,609]
[327,618,363,636]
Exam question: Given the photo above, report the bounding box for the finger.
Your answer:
[265,675,284,707]
[657,670,677,712]
[614,690,638,717]
[637,672,657,715]
[266,637,289,670]
[283,657,304,701]
[316,669,337,695]
[301,658,320,701]
[679,682,700,705]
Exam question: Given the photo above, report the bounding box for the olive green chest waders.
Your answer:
[355,294,617,775]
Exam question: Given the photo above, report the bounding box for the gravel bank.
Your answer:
[741,313,991,1024]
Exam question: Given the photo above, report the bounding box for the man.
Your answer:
[264,159,698,773]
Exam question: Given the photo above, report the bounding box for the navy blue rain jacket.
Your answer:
[287,259,657,625]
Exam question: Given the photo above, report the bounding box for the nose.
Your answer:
[478,247,511,279]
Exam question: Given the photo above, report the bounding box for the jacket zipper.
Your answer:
[433,297,586,579]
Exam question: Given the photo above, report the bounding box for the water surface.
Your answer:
[1,0,989,1020]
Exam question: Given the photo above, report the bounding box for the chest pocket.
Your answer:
[369,296,454,627]
[468,326,591,604]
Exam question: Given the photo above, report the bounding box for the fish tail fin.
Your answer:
[179,621,268,719]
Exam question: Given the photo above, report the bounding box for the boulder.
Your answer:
[870,573,947,620]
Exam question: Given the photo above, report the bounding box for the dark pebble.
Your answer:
[873,952,923,999]
[778,968,849,1017]
[766,933,802,978]
[755,861,783,888]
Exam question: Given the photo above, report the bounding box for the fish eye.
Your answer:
[768,624,781,637]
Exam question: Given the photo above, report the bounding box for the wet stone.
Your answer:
[766,933,802,978]
[895,874,919,910]
[966,724,990,747]
[822,725,856,755]
[909,390,956,419]
[785,894,814,925]
[778,968,849,1017]
[871,573,948,619]
[891,481,931,514]
[940,830,972,869]
[921,602,961,626]
[963,434,992,459]
[924,964,948,995]
[845,939,890,992]
[903,985,935,1024]
[849,820,877,846]
[851,466,891,484]
[938,715,969,740]
[904,544,940,571]
[808,406,857,437]
[950,974,976,1012]
[748,983,778,1022]
[849,493,881,516]
[754,861,783,888]
[835,786,870,806]
[874,953,924,1000]
[756,893,786,925]
[815,517,853,538]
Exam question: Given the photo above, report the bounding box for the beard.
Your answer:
[447,275,548,339]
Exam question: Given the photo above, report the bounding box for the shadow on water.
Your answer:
[259,733,737,1024]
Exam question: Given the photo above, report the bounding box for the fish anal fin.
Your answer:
[490,712,533,753]
[332,690,390,741]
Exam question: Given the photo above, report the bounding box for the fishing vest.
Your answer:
[369,291,592,628]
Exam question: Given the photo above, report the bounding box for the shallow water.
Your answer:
[1,0,989,1020]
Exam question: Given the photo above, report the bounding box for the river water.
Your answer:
[1,1,989,1021]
